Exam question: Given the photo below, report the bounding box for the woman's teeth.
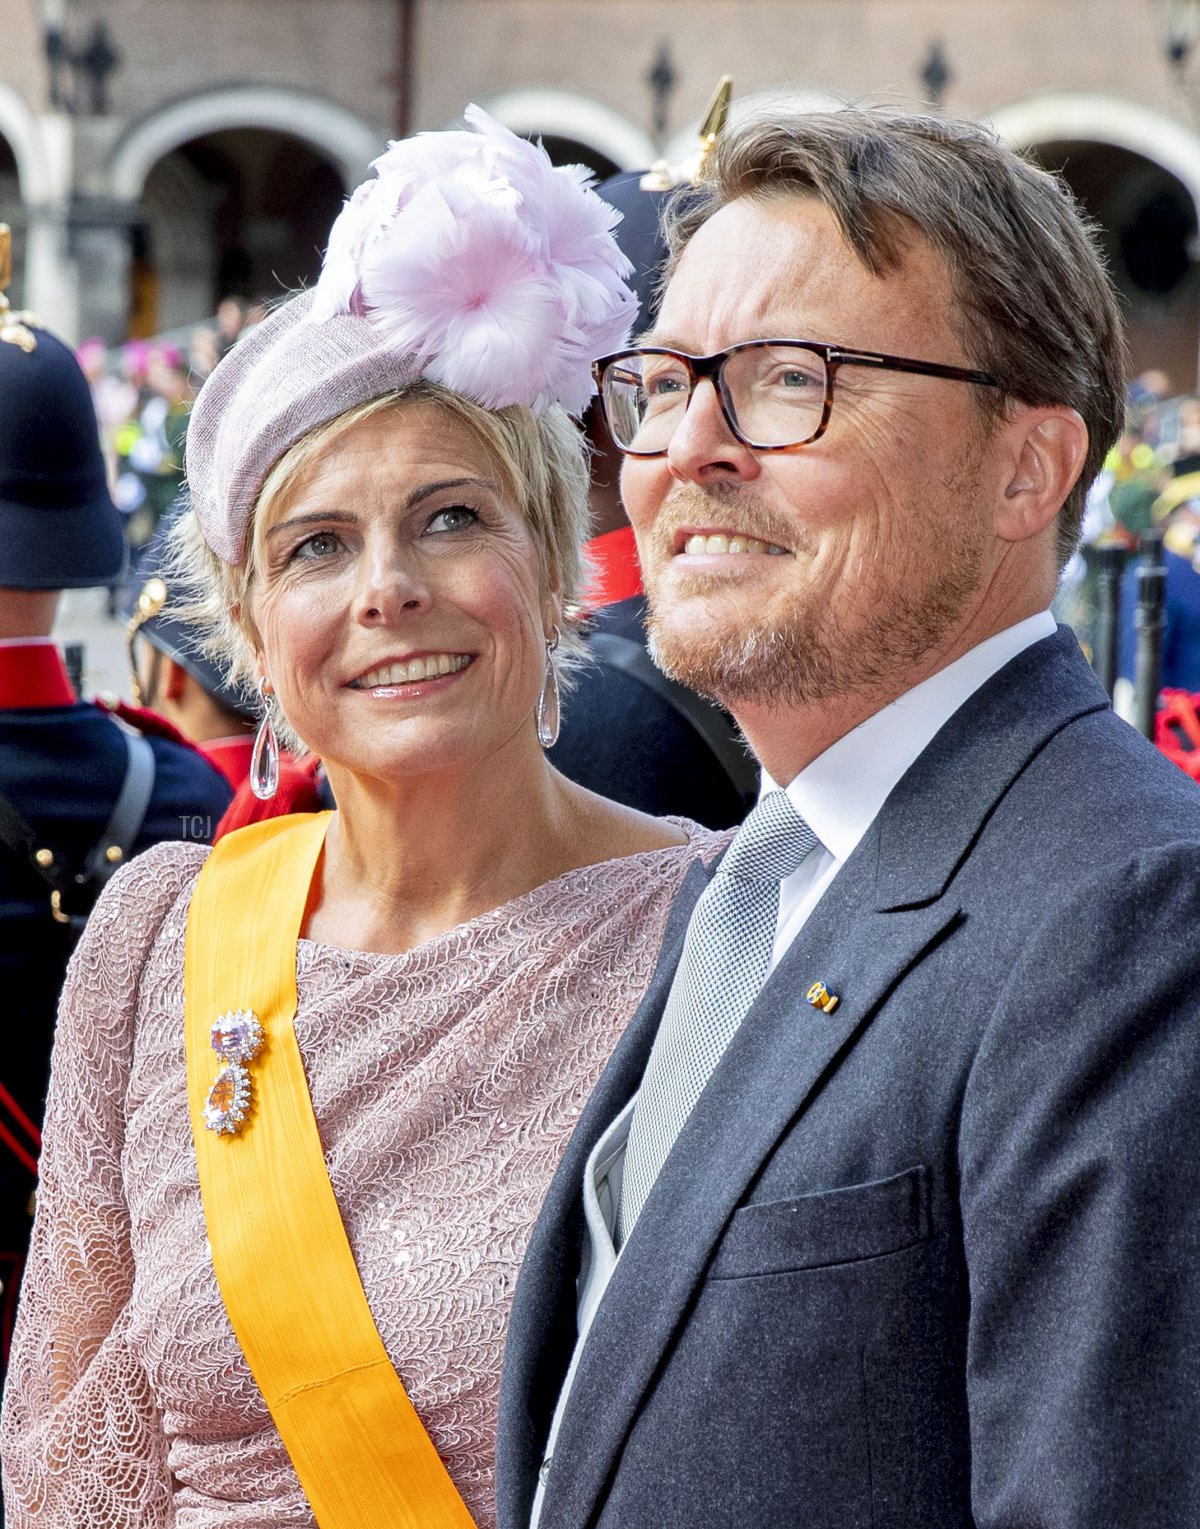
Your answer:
[353,654,470,687]
[683,534,787,556]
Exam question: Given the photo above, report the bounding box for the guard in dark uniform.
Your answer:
[125,510,258,790]
[548,83,759,828]
[0,230,231,1380]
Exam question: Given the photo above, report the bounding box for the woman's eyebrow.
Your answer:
[265,510,358,540]
[406,476,499,507]
[265,478,499,540]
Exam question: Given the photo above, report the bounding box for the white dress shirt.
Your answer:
[530,610,1057,1524]
[767,609,1057,970]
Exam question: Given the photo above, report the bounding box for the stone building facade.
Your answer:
[2,0,1200,385]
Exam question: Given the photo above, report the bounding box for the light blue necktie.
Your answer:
[616,790,819,1247]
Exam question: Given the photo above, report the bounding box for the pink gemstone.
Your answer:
[210,1010,263,1062]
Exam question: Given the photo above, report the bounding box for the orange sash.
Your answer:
[184,812,476,1529]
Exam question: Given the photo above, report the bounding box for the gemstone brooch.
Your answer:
[203,1009,265,1135]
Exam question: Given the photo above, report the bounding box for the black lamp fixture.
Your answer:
[43,17,121,116]
[1160,0,1200,118]
[919,40,952,110]
[1161,0,1200,71]
[647,41,678,147]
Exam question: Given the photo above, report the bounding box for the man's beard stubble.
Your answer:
[643,477,987,712]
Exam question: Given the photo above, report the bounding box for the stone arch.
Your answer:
[479,89,656,173]
[108,84,382,201]
[988,93,1200,218]
[990,94,1200,389]
[0,82,52,202]
[128,126,346,334]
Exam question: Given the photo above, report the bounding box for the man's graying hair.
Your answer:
[665,109,1128,568]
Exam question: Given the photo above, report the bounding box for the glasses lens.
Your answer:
[602,345,829,452]
[721,344,826,448]
[602,353,693,454]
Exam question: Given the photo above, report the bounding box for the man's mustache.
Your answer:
[643,484,803,556]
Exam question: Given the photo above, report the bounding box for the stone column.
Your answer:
[22,202,77,337]
[19,111,80,341]
[66,193,138,344]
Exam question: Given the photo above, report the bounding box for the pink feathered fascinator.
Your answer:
[187,104,637,564]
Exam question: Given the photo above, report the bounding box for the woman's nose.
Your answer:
[354,544,429,624]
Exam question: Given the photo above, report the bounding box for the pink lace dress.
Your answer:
[2,823,725,1527]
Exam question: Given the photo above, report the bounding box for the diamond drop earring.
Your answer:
[536,627,561,749]
[250,677,281,800]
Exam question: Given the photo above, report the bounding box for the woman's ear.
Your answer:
[233,601,268,691]
[250,649,271,694]
[995,405,1089,545]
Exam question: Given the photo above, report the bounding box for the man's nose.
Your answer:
[666,377,761,486]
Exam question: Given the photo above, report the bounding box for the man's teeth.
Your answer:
[683,534,786,556]
[354,654,470,687]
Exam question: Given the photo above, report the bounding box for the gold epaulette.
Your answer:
[0,224,40,352]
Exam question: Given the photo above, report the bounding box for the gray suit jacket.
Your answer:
[497,628,1200,1528]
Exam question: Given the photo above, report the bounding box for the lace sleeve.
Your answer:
[1,841,207,1527]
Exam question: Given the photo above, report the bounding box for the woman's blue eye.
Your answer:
[294,531,341,559]
[427,506,479,534]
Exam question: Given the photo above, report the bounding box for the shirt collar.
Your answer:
[763,611,1057,864]
[0,639,77,708]
[200,734,256,790]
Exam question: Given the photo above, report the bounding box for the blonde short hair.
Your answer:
[172,382,591,746]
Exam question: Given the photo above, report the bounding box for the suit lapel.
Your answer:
[538,848,960,1528]
[871,625,1109,909]
[497,858,711,1520]
[527,628,1110,1528]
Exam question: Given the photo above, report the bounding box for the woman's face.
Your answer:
[250,402,557,784]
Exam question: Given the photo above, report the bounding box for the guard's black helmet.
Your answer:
[0,324,125,590]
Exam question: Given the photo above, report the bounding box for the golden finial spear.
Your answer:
[0,224,39,352]
[695,75,733,179]
[640,76,734,191]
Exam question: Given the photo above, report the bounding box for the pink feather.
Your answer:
[309,103,635,416]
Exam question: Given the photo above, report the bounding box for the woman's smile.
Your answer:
[347,652,475,693]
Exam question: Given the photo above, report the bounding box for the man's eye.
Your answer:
[426,505,479,534]
[640,372,690,419]
[773,368,821,390]
[643,372,688,398]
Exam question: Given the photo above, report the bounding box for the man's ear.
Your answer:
[163,656,188,704]
[995,405,1089,545]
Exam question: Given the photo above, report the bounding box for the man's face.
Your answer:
[621,195,1002,715]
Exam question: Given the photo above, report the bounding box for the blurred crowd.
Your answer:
[76,297,266,611]
[1079,368,1200,567]
[1062,367,1200,699]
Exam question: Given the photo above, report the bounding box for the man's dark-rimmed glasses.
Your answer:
[593,340,1002,457]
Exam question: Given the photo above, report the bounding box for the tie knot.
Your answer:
[719,790,819,884]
